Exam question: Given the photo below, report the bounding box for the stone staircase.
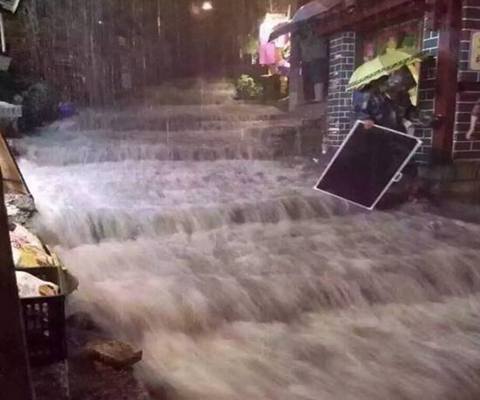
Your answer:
[17,79,480,400]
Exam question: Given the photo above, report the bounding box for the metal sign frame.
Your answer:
[314,120,422,210]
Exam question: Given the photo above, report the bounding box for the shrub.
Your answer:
[235,74,263,100]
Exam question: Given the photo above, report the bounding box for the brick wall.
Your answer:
[415,17,439,163]
[326,32,356,147]
[454,0,480,160]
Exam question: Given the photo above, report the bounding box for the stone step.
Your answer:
[34,193,352,247]
[58,208,480,324]
[73,104,294,131]
[15,121,324,165]
[419,161,480,204]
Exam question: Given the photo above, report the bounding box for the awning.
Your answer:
[268,0,342,42]
[270,0,428,41]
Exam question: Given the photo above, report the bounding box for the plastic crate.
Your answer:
[18,267,67,367]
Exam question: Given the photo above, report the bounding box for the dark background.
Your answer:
[2,0,296,105]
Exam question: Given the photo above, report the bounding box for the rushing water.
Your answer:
[15,98,480,399]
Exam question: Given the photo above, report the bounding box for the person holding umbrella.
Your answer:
[352,66,418,133]
[299,23,328,102]
[349,49,424,128]
[352,66,422,203]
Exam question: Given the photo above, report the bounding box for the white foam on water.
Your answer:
[16,110,480,400]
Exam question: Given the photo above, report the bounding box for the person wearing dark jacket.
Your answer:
[353,68,417,132]
[352,67,420,202]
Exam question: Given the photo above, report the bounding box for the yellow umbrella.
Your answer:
[407,63,420,106]
[347,48,422,92]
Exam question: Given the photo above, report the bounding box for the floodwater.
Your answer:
[15,86,480,400]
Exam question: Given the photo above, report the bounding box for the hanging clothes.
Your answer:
[259,13,289,66]
[259,43,277,66]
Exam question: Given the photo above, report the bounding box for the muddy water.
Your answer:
[16,106,480,400]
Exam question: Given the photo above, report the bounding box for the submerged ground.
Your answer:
[15,81,480,400]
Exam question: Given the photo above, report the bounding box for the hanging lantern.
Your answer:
[201,1,213,11]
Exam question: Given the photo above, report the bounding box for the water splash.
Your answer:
[16,95,480,400]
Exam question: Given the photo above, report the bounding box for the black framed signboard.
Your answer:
[315,121,422,210]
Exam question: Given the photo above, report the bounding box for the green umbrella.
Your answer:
[347,48,422,91]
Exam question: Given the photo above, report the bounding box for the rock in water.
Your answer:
[86,340,142,369]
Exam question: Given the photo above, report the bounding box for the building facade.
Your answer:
[298,0,474,165]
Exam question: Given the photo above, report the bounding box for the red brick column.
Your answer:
[454,0,480,160]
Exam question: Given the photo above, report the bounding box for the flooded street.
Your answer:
[14,83,480,400]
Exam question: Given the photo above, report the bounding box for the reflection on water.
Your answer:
[17,104,480,400]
